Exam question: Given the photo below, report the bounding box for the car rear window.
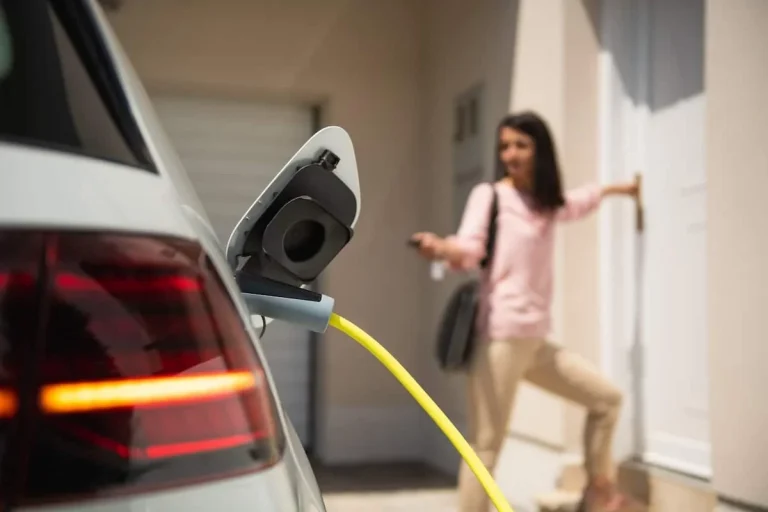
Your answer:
[0,0,156,171]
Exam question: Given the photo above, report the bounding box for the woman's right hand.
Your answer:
[409,232,444,260]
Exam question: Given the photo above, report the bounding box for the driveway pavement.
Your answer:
[313,436,560,512]
[323,488,457,512]
[315,462,458,512]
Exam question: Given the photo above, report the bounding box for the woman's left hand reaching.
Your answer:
[601,178,640,199]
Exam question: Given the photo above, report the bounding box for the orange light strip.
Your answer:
[40,371,258,414]
[0,389,17,418]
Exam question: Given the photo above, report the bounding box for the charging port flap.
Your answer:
[224,126,361,287]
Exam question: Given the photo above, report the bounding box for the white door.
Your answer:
[600,0,710,478]
[152,94,315,447]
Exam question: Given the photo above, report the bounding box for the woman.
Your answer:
[411,111,638,512]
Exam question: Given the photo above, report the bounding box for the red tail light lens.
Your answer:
[0,231,283,506]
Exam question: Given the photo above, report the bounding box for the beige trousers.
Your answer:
[457,337,623,512]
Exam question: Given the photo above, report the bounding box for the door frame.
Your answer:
[596,0,651,465]
[597,0,712,479]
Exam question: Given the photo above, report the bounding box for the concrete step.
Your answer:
[536,489,649,512]
[544,459,717,512]
[618,460,716,511]
[536,489,582,512]
[557,463,587,493]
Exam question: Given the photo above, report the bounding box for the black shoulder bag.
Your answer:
[434,184,499,372]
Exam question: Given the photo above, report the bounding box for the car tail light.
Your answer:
[0,231,283,506]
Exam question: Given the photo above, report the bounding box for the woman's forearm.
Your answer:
[435,238,468,266]
[411,232,484,268]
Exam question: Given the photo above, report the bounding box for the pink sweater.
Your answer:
[447,181,602,341]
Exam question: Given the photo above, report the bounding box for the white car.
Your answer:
[0,0,335,510]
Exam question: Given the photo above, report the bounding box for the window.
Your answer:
[452,85,485,227]
[454,103,465,142]
[468,97,478,136]
[0,0,155,171]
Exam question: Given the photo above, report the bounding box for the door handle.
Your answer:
[634,172,644,233]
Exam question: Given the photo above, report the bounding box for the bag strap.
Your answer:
[479,183,499,270]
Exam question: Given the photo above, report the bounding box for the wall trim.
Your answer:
[561,451,584,467]
[596,0,651,465]
[719,496,768,512]
[644,429,712,480]
[510,429,568,454]
[597,44,614,378]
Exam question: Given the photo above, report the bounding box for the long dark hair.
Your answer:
[494,111,565,212]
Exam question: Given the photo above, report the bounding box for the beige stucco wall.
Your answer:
[107,0,430,464]
[419,0,520,472]
[706,0,768,507]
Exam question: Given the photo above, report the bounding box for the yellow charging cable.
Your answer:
[329,313,514,512]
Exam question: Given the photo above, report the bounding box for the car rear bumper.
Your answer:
[21,460,309,512]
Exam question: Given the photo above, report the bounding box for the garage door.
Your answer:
[152,94,315,447]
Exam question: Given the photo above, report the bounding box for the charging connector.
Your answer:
[236,272,334,333]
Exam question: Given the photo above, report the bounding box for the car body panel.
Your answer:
[28,462,301,512]
[0,142,194,239]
